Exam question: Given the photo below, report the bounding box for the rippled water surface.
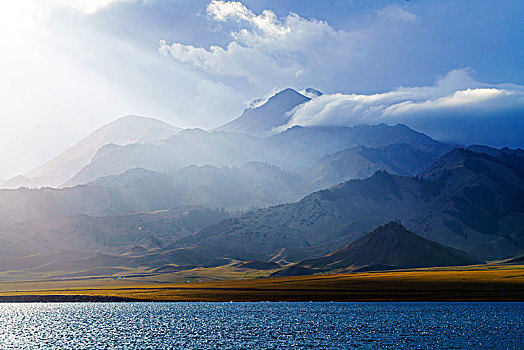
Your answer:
[0,302,521,349]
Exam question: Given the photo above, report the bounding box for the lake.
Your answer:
[0,302,521,349]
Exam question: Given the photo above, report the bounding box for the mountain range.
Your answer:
[64,123,448,187]
[0,116,181,189]
[168,148,523,264]
[0,88,522,279]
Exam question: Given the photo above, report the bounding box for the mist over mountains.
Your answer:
[1,116,181,189]
[0,88,522,279]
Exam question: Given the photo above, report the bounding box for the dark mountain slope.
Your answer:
[467,145,524,173]
[172,149,524,262]
[173,171,424,263]
[0,207,229,259]
[299,222,483,271]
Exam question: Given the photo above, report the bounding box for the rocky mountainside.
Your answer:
[91,161,308,210]
[0,207,229,256]
[170,148,524,263]
[0,148,521,278]
[0,207,230,278]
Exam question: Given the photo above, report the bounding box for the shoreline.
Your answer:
[1,295,523,303]
[0,295,147,303]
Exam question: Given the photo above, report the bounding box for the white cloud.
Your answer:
[278,69,524,146]
[384,88,515,115]
[157,0,523,147]
[377,6,419,23]
[41,0,139,14]
[159,0,377,91]
[158,40,293,86]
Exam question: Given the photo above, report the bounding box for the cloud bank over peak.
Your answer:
[156,1,524,148]
[280,69,524,147]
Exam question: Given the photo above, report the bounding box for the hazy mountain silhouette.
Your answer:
[1,116,180,189]
[64,123,447,186]
[0,162,306,227]
[305,143,442,189]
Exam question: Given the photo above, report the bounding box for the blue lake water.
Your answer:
[0,302,521,349]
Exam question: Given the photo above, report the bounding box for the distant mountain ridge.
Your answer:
[0,116,451,228]
[305,143,441,188]
[64,123,448,186]
[1,116,181,189]
[1,88,448,190]
[0,162,306,227]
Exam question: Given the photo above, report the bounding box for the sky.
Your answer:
[0,0,523,178]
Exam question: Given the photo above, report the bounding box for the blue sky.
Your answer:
[0,0,522,178]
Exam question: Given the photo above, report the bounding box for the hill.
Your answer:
[298,222,483,272]
[0,207,229,259]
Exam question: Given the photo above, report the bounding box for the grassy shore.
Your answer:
[0,265,523,302]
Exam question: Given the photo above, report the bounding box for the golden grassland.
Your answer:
[0,263,523,302]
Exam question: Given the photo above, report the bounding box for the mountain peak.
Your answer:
[271,88,303,99]
[213,89,310,137]
[303,88,323,98]
[12,115,181,189]
[362,221,415,246]
[299,221,484,271]
[104,115,178,132]
[275,87,298,94]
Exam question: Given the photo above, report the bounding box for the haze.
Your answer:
[0,0,523,179]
